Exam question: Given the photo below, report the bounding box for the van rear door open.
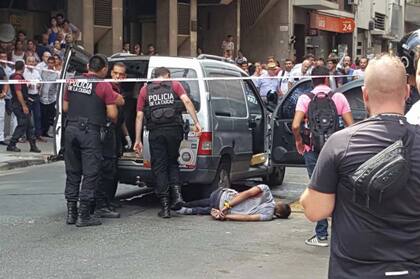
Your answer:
[53,45,90,157]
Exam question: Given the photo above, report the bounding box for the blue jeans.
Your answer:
[304,151,329,239]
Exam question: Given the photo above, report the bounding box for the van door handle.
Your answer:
[249,118,257,129]
[215,111,231,117]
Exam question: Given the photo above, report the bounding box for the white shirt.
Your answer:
[1,65,13,99]
[288,65,310,85]
[406,101,420,125]
[23,68,41,95]
[40,70,59,105]
[353,69,365,79]
[36,61,48,72]
[278,70,292,95]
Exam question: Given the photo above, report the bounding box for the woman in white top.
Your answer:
[11,40,25,62]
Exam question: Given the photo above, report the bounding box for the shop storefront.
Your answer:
[305,12,355,59]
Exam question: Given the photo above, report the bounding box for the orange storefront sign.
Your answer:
[310,12,355,33]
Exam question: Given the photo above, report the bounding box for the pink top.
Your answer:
[295,84,351,152]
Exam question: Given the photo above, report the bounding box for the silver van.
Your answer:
[55,46,286,196]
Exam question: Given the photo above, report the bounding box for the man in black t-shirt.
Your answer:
[300,54,420,278]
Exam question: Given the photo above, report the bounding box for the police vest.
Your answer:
[66,75,107,126]
[144,81,184,130]
[10,72,29,106]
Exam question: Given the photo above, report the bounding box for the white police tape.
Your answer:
[0,74,362,85]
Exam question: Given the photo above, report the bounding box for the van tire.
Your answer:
[263,166,285,187]
[203,157,231,197]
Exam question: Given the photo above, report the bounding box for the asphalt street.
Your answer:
[0,163,329,279]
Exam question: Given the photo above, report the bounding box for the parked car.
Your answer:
[54,45,366,196]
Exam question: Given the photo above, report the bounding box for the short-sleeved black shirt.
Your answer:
[310,115,420,279]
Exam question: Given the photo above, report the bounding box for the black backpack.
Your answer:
[305,91,339,153]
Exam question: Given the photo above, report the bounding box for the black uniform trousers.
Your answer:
[96,126,118,204]
[64,123,102,202]
[149,126,183,197]
[10,103,36,145]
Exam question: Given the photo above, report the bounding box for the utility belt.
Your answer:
[66,117,103,132]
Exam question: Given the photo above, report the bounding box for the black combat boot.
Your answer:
[158,196,171,218]
[66,201,78,225]
[94,199,120,218]
[76,201,102,227]
[6,143,21,152]
[170,185,185,210]
[29,140,41,153]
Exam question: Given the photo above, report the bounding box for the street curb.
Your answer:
[0,155,51,171]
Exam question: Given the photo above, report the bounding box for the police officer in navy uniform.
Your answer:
[94,62,131,218]
[63,54,124,227]
[134,67,202,218]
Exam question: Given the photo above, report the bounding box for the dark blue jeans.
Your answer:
[29,95,42,137]
[304,151,329,239]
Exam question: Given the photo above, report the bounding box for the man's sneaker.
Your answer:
[305,235,329,247]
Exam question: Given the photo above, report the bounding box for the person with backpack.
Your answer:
[299,54,420,279]
[292,65,353,247]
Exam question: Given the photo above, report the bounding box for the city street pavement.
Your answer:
[0,163,329,279]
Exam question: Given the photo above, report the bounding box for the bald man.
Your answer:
[300,54,420,278]
[288,59,311,90]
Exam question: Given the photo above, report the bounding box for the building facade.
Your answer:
[0,0,411,63]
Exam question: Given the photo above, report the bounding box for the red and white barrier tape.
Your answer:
[0,74,363,85]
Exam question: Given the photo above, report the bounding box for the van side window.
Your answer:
[242,80,262,115]
[207,72,247,118]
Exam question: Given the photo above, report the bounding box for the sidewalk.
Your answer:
[0,137,55,171]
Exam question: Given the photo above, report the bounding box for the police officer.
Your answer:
[397,29,420,113]
[134,67,202,218]
[94,62,131,218]
[6,60,41,153]
[63,54,124,227]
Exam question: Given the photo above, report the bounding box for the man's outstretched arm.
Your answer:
[224,214,261,222]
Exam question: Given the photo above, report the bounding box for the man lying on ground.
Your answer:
[177,184,291,221]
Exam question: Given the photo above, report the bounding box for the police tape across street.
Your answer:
[0,73,362,85]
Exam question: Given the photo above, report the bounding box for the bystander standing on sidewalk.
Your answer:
[0,58,8,145]
[23,56,44,142]
[36,51,52,72]
[40,56,58,138]
[353,57,368,80]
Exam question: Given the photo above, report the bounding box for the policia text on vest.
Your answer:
[62,54,124,228]
[134,67,202,219]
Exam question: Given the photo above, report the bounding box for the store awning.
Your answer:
[310,12,355,33]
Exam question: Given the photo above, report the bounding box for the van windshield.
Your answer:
[154,68,200,111]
